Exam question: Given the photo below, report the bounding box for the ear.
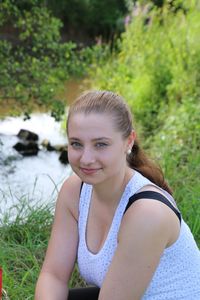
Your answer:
[126,130,136,151]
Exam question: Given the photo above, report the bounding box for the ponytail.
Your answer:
[127,139,173,195]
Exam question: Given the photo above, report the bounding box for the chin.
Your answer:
[79,174,103,186]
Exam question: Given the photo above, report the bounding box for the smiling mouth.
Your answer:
[80,167,101,175]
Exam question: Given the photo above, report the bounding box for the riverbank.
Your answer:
[0,78,90,119]
[0,77,91,218]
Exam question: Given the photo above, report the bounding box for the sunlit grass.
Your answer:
[0,196,53,299]
[0,193,85,300]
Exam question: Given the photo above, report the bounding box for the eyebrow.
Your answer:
[68,137,111,142]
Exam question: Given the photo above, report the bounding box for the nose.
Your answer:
[80,147,95,165]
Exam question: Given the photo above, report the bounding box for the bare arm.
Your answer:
[35,174,81,300]
[98,198,180,300]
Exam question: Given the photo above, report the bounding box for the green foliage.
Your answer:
[0,196,54,299]
[87,0,127,39]
[0,195,85,299]
[88,2,200,238]
[126,0,187,10]
[89,2,200,133]
[46,0,186,42]
[47,0,127,40]
[0,0,93,119]
[148,97,200,236]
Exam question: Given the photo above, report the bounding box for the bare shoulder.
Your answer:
[59,173,82,196]
[122,194,170,235]
[57,173,82,221]
[120,184,180,247]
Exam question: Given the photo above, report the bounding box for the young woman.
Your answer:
[35,90,200,300]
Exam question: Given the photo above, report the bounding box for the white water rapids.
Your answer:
[0,113,71,219]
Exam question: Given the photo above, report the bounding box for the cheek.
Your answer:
[101,149,120,165]
[68,149,79,165]
[110,147,126,165]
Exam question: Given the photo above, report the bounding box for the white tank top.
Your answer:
[77,171,200,299]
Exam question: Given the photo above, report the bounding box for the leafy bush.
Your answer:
[47,0,128,41]
[90,2,200,133]
[0,0,97,120]
[88,2,200,240]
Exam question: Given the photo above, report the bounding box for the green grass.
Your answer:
[0,198,54,299]
[0,195,86,300]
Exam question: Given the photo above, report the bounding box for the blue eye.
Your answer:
[95,142,108,148]
[70,142,82,149]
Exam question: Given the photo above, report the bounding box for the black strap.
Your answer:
[80,181,84,195]
[124,191,181,223]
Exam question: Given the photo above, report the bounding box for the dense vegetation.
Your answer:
[0,0,108,120]
[0,0,183,120]
[1,1,200,299]
[46,0,127,42]
[89,0,200,238]
[46,0,186,41]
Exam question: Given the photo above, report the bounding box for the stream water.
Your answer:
[0,78,89,220]
[0,113,71,219]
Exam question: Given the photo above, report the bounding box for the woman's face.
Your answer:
[67,112,133,185]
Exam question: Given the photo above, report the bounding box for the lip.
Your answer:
[80,167,101,175]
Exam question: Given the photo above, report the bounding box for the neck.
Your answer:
[92,167,134,208]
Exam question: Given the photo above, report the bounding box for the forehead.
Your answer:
[68,112,119,138]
